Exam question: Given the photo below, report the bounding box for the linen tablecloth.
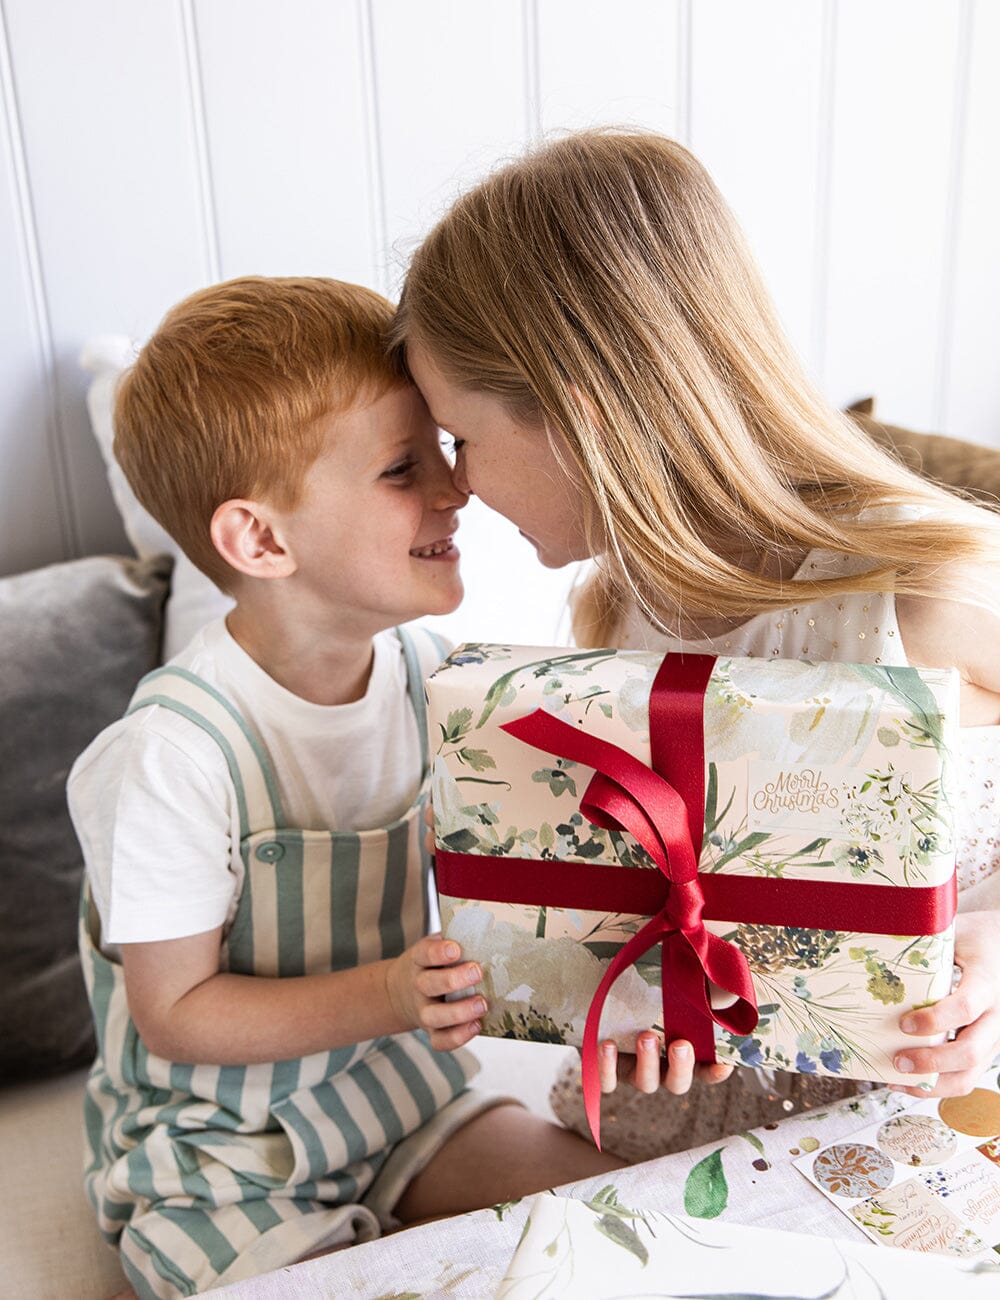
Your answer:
[207,1085,953,1298]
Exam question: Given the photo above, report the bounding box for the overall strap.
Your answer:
[127,667,287,838]
[396,626,434,775]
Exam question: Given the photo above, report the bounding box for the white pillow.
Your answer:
[80,337,234,661]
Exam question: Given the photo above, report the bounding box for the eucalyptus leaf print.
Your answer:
[474,648,619,728]
[684,1148,729,1218]
[532,759,578,798]
[585,1185,652,1267]
[850,663,951,756]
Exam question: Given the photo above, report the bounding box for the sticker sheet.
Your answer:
[795,1067,1000,1260]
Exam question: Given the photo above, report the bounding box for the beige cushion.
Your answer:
[0,1069,126,1298]
[847,402,1000,504]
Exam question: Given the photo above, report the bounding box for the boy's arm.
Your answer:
[120,929,485,1063]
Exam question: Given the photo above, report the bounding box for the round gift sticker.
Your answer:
[876,1113,957,1165]
[813,1143,894,1198]
[938,1089,1000,1138]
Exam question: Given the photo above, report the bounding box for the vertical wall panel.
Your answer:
[0,51,67,575]
[822,0,961,426]
[372,0,528,293]
[372,0,577,646]
[195,0,379,286]
[3,0,209,558]
[535,0,680,139]
[689,0,825,369]
[943,0,1000,447]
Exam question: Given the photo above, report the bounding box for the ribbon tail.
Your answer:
[582,918,669,1150]
[661,938,718,1061]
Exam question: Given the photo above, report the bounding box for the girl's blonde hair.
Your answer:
[389,128,999,644]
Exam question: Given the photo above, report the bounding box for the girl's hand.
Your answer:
[385,933,485,1051]
[892,910,1000,1097]
[423,798,435,856]
[598,1034,733,1094]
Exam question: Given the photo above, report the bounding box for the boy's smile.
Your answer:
[271,383,467,638]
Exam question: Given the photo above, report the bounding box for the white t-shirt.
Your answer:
[68,619,442,946]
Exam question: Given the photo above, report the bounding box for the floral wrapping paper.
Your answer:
[426,644,960,1087]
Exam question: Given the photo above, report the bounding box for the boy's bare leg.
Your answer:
[393,1102,624,1225]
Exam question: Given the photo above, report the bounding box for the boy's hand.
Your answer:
[598,1034,733,1094]
[386,933,485,1051]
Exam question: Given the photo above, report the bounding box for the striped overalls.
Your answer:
[79,629,476,1298]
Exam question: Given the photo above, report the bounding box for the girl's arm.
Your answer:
[897,593,1000,725]
[120,930,485,1064]
[892,592,1000,1094]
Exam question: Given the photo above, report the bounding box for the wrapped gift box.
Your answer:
[426,645,959,1090]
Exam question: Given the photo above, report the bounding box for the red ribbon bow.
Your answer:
[500,655,757,1148]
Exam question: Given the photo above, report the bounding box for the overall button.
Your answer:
[255,841,285,863]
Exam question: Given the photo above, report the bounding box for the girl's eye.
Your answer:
[382,458,416,480]
[446,437,466,458]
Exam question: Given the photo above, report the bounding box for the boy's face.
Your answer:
[276,384,467,636]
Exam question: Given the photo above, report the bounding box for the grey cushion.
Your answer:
[0,554,171,1081]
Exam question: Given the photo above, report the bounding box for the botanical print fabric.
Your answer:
[496,1190,997,1298]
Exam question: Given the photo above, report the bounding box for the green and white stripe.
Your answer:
[79,627,473,1297]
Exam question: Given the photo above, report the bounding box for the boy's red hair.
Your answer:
[114,276,404,588]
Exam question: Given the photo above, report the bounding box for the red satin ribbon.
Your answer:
[433,854,958,936]
[435,652,958,1149]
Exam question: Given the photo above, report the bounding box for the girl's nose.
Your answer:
[430,451,469,509]
[450,455,472,501]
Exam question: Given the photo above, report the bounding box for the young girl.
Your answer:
[391,129,1000,1157]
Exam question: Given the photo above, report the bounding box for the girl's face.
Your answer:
[407,343,595,570]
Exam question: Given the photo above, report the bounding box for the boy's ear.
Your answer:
[210,499,297,580]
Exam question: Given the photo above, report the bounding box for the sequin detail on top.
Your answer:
[953,727,1000,894]
[617,544,1000,897]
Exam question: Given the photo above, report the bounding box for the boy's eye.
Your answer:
[444,436,466,458]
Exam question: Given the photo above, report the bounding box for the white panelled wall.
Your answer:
[1,0,998,645]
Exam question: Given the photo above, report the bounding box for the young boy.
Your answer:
[68,278,620,1300]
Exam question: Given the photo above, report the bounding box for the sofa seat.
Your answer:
[0,1069,126,1298]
